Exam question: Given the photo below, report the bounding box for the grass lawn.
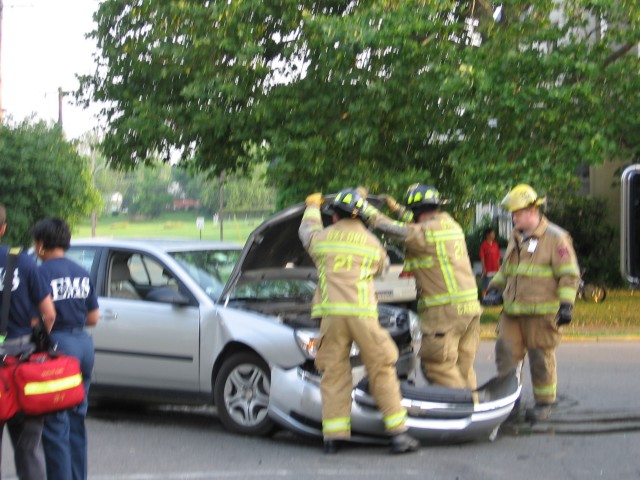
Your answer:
[480,289,640,340]
[73,212,263,244]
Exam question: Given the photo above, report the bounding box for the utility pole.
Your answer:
[219,172,225,240]
[58,87,65,126]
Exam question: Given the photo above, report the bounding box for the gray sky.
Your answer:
[2,0,100,139]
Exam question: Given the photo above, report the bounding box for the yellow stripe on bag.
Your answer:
[23,373,82,396]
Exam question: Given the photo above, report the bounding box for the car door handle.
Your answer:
[101,311,118,321]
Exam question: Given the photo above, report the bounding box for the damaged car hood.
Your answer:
[220,195,385,301]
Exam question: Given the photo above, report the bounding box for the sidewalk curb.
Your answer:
[480,333,640,342]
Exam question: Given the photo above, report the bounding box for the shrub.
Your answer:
[546,195,622,287]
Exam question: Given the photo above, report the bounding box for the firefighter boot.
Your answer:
[390,432,420,454]
[323,439,347,454]
[525,402,557,423]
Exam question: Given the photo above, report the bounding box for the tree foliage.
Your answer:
[80,0,640,207]
[0,120,100,246]
[90,161,275,218]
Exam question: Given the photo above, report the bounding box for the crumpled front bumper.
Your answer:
[268,362,521,443]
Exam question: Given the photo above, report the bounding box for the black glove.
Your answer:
[482,288,503,306]
[556,303,573,327]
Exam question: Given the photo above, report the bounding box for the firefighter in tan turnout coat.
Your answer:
[362,184,481,391]
[483,184,580,414]
[298,188,419,455]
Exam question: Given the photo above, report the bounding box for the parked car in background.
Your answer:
[374,243,417,308]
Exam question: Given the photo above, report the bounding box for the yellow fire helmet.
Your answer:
[501,184,546,212]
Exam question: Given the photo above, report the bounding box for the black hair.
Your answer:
[410,204,439,221]
[483,227,496,239]
[334,208,365,223]
[31,217,71,251]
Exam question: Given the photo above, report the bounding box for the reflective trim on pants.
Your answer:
[384,409,408,431]
[322,417,351,435]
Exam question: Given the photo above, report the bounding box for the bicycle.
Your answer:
[576,269,607,303]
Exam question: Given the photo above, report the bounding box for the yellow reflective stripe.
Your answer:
[313,242,381,259]
[358,256,373,305]
[503,264,554,277]
[9,247,22,255]
[362,204,378,218]
[492,271,506,288]
[384,409,408,430]
[400,210,414,222]
[503,301,559,315]
[418,289,478,308]
[425,229,465,243]
[22,373,82,396]
[436,239,458,294]
[315,255,329,307]
[404,256,434,271]
[533,383,557,397]
[303,208,322,220]
[555,264,580,276]
[311,304,378,317]
[322,417,351,433]
[558,287,578,302]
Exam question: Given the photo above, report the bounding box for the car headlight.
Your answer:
[295,329,360,359]
[408,310,422,351]
[295,329,320,359]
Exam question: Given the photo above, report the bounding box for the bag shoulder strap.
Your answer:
[1,247,23,341]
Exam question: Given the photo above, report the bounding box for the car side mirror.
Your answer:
[621,165,640,287]
[145,287,191,306]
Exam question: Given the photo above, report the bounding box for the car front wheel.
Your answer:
[214,352,275,436]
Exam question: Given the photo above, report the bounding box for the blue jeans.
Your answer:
[42,330,94,480]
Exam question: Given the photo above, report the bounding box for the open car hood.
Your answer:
[219,195,385,301]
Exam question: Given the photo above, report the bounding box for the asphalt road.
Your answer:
[2,341,640,480]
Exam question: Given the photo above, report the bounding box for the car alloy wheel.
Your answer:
[214,352,275,436]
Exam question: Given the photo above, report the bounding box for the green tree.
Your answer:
[0,119,100,246]
[79,1,640,207]
[125,164,173,217]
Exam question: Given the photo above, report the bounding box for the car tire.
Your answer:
[214,352,275,436]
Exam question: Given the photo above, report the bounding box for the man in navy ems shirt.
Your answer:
[0,204,56,479]
[32,217,99,480]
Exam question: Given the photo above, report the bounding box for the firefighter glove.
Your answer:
[482,288,503,306]
[556,303,573,327]
[305,192,323,207]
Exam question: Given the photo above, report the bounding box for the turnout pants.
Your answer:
[495,313,561,405]
[418,304,481,390]
[315,315,408,439]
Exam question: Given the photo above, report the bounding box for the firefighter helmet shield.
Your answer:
[405,184,447,209]
[501,184,546,212]
[332,188,367,216]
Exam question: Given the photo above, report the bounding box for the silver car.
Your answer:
[70,199,519,442]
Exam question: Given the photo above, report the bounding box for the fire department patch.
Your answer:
[557,245,570,258]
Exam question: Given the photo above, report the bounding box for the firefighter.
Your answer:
[482,184,580,418]
[299,188,419,455]
[363,184,481,391]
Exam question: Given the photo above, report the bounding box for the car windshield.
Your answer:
[169,249,241,299]
[230,278,316,302]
